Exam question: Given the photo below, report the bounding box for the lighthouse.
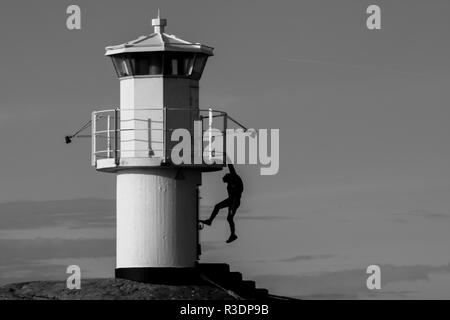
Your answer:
[92,14,228,283]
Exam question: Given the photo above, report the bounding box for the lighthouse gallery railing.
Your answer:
[91,108,228,167]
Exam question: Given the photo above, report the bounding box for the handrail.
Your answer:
[227,115,249,132]
[92,107,227,116]
[92,107,229,167]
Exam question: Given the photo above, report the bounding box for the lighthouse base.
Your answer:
[115,267,202,285]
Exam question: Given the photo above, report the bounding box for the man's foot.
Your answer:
[226,234,238,243]
[199,219,212,226]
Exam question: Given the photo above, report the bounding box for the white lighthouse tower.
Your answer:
[92,14,227,283]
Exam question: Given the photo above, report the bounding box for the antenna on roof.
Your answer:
[152,9,167,33]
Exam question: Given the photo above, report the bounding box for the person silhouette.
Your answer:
[200,164,243,243]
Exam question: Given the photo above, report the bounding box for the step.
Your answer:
[197,263,230,275]
[227,272,243,283]
[210,272,243,289]
[229,280,256,296]
[253,288,270,300]
[241,280,256,290]
[197,263,270,300]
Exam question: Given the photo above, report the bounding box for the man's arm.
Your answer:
[228,164,237,176]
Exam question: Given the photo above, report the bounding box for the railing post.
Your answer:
[114,108,120,166]
[209,108,213,161]
[200,112,204,165]
[91,112,96,167]
[107,115,111,158]
[223,113,228,165]
[148,118,153,157]
[163,107,167,162]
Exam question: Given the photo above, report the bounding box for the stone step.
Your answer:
[230,280,256,297]
[197,263,269,300]
[197,263,230,275]
[227,272,243,283]
[253,288,270,300]
[240,280,256,291]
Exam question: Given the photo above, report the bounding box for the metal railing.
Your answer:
[92,108,228,167]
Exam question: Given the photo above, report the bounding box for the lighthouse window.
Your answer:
[162,52,195,76]
[131,53,163,75]
[111,56,133,78]
[191,54,208,80]
[149,54,163,74]
[111,52,204,78]
[182,54,195,75]
[164,53,181,75]
[171,58,179,75]
[134,58,149,76]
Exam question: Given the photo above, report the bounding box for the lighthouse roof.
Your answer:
[105,15,214,56]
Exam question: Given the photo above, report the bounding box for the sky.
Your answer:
[1,0,450,299]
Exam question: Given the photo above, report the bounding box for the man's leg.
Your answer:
[200,198,230,226]
[226,198,240,243]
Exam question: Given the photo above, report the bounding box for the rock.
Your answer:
[0,278,234,300]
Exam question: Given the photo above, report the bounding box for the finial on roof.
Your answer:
[152,10,167,33]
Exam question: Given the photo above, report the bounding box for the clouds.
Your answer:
[200,206,297,221]
[0,257,116,286]
[393,209,450,220]
[1,196,450,299]
[253,264,450,300]
[391,209,450,224]
[0,199,295,232]
[0,199,116,285]
[0,238,115,263]
[0,198,301,287]
[0,237,115,285]
[0,262,68,286]
[0,199,244,286]
[278,254,334,263]
[0,198,115,230]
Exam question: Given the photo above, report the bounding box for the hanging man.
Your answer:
[200,164,244,243]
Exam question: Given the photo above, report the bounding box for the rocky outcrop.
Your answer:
[0,264,273,300]
[0,278,234,300]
